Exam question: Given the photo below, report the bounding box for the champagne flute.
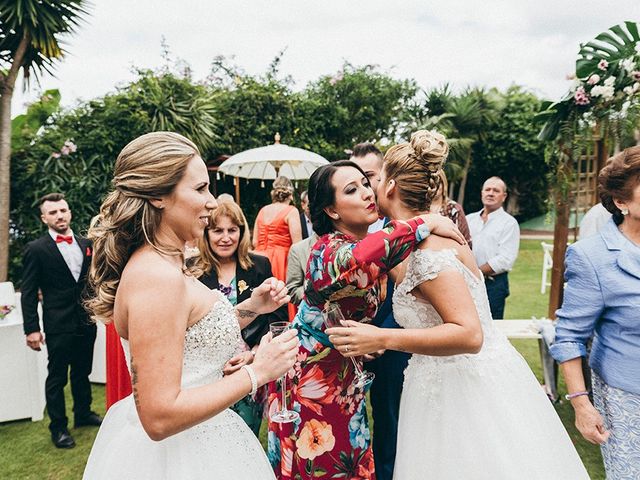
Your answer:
[323,303,375,389]
[269,321,300,424]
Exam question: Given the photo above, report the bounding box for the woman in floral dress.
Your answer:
[267,160,464,479]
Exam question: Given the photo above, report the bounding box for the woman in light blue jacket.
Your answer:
[551,146,640,479]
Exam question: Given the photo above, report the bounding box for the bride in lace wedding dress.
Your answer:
[327,130,589,479]
[82,132,298,479]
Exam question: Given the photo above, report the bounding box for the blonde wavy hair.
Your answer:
[383,130,449,212]
[193,202,254,277]
[270,175,294,203]
[86,131,200,324]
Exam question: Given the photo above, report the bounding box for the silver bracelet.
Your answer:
[241,365,258,396]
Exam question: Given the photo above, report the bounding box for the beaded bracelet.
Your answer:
[565,391,589,401]
[241,365,258,396]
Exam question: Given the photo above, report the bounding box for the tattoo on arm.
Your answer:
[131,357,140,408]
[235,309,258,321]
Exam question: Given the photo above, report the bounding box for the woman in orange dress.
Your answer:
[253,176,302,319]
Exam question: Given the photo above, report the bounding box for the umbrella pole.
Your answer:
[234,176,241,204]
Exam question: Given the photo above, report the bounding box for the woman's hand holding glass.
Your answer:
[418,213,466,245]
[326,320,386,358]
[250,329,298,387]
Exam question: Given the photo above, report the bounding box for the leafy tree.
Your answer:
[465,86,549,220]
[0,0,89,281]
[9,69,218,283]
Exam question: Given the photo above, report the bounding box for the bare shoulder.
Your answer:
[117,250,187,326]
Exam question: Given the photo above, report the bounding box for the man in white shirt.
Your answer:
[467,177,520,319]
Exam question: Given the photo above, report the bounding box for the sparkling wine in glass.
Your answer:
[269,321,300,424]
[323,303,375,389]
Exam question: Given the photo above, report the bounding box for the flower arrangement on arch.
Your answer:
[538,21,640,141]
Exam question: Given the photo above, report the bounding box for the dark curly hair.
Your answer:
[599,146,640,225]
[308,160,368,236]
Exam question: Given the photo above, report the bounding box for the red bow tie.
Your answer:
[56,235,73,244]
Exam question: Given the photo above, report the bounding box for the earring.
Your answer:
[621,208,629,215]
[332,214,340,220]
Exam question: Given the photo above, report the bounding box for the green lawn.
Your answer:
[0,240,605,479]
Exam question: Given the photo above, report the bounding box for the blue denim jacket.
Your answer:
[550,218,640,395]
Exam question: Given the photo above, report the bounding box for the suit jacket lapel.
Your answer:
[77,237,92,283]
[44,235,76,284]
[617,250,640,280]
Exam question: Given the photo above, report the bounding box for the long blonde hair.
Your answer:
[86,132,200,324]
[383,130,449,212]
[193,202,254,277]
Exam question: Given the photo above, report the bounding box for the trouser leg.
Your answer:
[70,326,96,421]
[45,333,72,433]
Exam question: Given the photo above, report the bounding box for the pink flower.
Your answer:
[597,59,609,71]
[587,74,600,85]
[51,152,61,158]
[60,146,70,156]
[574,86,590,106]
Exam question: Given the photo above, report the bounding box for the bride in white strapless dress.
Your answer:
[83,297,276,479]
[82,132,298,480]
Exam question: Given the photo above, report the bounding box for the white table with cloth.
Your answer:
[0,284,105,424]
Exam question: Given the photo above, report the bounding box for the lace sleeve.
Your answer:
[400,249,460,293]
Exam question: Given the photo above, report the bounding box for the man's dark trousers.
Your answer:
[485,271,509,319]
[45,326,96,432]
[365,280,410,480]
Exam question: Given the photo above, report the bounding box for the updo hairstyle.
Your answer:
[382,130,449,212]
[270,176,294,203]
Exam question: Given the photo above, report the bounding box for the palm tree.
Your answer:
[447,88,500,206]
[0,0,89,281]
[415,86,499,205]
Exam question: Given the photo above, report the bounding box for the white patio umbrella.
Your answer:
[218,133,330,181]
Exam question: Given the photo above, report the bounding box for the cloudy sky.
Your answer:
[11,1,640,115]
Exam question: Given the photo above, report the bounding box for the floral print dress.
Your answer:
[267,219,429,480]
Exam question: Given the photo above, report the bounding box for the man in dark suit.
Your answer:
[299,190,314,239]
[351,143,409,480]
[21,193,101,449]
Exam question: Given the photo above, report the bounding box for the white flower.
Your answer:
[621,58,636,73]
[603,76,615,87]
[587,74,600,85]
[635,43,640,55]
[590,85,615,100]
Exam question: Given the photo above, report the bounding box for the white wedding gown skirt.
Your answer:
[392,250,589,480]
[83,299,275,479]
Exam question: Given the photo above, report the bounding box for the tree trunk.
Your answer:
[456,153,472,206]
[0,32,29,282]
[548,153,573,319]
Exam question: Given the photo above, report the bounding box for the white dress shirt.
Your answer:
[49,229,83,281]
[368,217,386,234]
[467,207,520,275]
[304,214,315,238]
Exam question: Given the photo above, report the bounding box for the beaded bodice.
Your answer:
[122,296,243,389]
